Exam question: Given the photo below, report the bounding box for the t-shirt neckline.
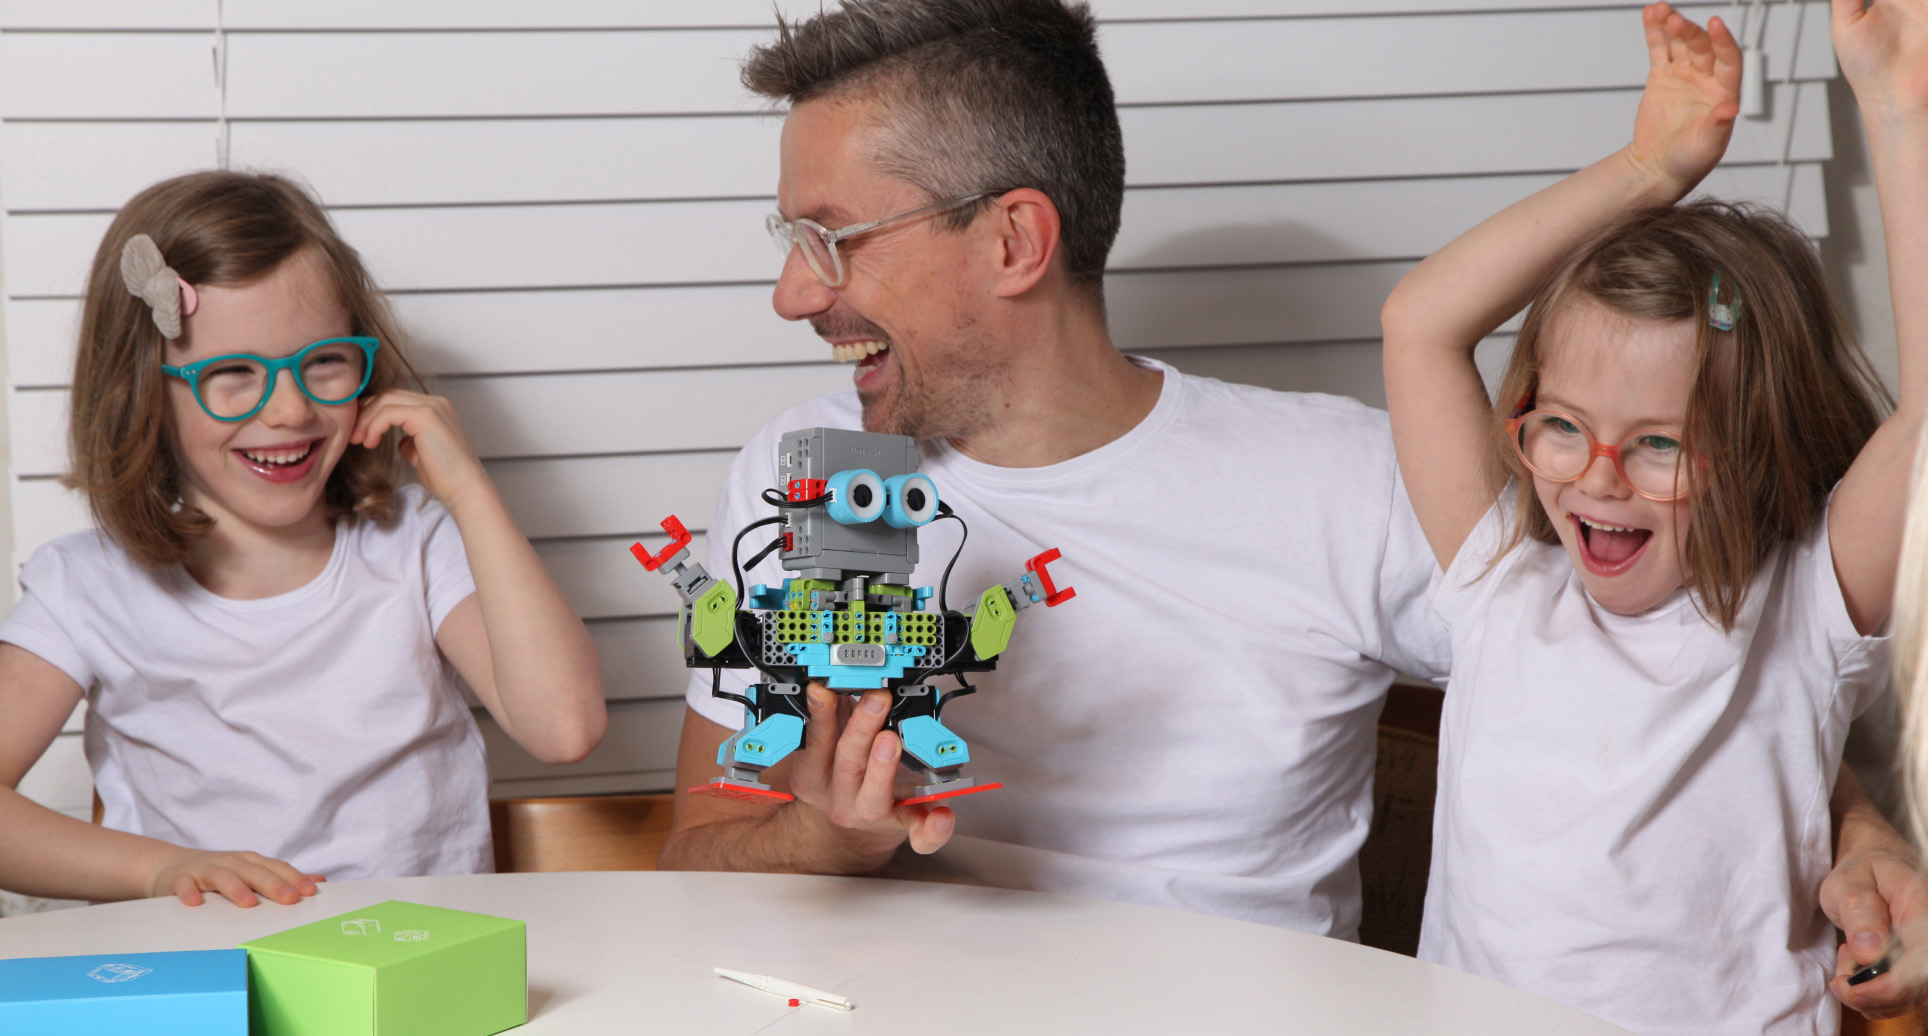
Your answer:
[174,521,349,613]
[924,355,1183,487]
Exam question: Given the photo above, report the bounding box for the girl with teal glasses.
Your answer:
[0,171,606,908]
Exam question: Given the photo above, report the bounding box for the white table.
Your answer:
[0,872,1630,1034]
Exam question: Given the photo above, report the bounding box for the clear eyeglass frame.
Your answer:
[766,190,1001,288]
[161,335,380,423]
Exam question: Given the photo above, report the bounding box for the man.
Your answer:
[658,0,1447,939]
[659,2,1927,999]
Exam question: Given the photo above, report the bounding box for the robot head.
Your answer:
[776,427,939,580]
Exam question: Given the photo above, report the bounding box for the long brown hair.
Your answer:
[1491,200,1888,629]
[67,171,423,569]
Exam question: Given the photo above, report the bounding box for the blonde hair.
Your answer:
[1897,429,1928,847]
[66,171,423,568]
[1491,201,1888,629]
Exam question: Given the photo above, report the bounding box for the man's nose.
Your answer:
[771,244,836,322]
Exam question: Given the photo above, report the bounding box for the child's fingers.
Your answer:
[1671,10,1712,73]
[205,865,259,908]
[1708,15,1742,80]
[1643,3,1672,69]
[171,872,204,907]
[1830,0,1866,35]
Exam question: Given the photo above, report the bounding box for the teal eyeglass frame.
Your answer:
[161,336,380,423]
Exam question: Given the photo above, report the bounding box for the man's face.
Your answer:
[772,96,1008,440]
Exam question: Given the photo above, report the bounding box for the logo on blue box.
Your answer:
[86,963,152,984]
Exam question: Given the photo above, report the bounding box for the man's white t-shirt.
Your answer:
[688,358,1448,935]
[1420,499,1889,1036]
[0,485,493,880]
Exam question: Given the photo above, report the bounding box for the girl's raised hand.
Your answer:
[353,391,491,509]
[1627,2,1742,194]
[1833,0,1928,119]
[149,848,322,908]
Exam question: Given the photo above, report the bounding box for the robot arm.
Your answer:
[631,515,739,658]
[964,547,1075,661]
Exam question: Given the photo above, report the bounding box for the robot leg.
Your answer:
[891,685,1003,806]
[690,683,805,803]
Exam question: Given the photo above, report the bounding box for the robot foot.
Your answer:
[897,780,1003,807]
[689,779,796,804]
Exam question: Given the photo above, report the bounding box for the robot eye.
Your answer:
[825,469,885,524]
[882,472,939,528]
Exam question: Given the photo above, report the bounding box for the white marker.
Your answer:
[713,967,855,1011]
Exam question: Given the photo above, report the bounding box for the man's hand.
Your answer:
[1823,847,1928,1018]
[1624,2,1742,195]
[789,684,955,858]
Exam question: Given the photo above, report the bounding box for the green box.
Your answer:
[240,900,526,1036]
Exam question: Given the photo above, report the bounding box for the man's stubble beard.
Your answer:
[859,320,1006,444]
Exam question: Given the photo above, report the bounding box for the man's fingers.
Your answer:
[827,690,893,814]
[790,683,839,795]
[847,730,905,824]
[904,805,957,854]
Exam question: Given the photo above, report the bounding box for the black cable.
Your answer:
[730,515,786,605]
[744,532,786,573]
[933,505,967,613]
[707,666,756,712]
[934,677,977,720]
[762,487,828,509]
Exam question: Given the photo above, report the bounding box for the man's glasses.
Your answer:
[162,336,379,423]
[767,190,999,288]
[1505,407,1690,502]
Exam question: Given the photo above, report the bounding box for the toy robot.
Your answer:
[633,427,1073,806]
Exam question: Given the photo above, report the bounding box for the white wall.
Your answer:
[0,1,1852,815]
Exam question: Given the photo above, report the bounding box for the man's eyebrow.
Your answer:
[790,202,855,226]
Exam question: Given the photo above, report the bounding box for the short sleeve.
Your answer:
[0,550,98,691]
[1427,494,1513,628]
[417,494,478,633]
[1790,509,1890,719]
[1375,467,1451,682]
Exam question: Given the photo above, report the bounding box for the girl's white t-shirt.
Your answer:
[0,485,492,880]
[1421,497,1889,1036]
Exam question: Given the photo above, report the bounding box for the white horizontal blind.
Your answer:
[0,1,1839,805]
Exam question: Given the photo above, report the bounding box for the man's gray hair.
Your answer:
[743,0,1124,304]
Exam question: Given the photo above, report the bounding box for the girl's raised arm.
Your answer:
[1381,2,1740,568]
[1825,0,1928,635]
[354,391,608,765]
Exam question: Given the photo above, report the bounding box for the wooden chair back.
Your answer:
[489,793,674,873]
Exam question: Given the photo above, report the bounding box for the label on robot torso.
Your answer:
[831,643,888,666]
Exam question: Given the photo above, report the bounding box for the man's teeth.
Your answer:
[241,445,313,466]
[1576,515,1641,533]
[831,341,886,364]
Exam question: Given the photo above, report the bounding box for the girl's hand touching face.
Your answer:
[1832,0,1928,121]
[1628,2,1743,194]
[148,849,323,908]
[352,391,491,509]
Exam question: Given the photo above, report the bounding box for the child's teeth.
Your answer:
[1580,516,1636,533]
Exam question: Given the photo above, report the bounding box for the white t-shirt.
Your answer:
[689,358,1449,935]
[0,485,492,880]
[1420,498,1890,1036]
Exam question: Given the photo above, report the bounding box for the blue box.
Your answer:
[0,948,247,1035]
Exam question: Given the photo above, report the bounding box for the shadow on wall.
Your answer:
[1107,219,1391,405]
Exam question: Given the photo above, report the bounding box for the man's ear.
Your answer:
[986,188,1061,299]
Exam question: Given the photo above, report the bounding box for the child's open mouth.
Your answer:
[1572,513,1653,576]
[235,441,321,484]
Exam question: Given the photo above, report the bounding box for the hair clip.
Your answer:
[119,233,198,340]
[1707,272,1741,332]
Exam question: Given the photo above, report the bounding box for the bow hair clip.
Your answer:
[119,233,199,340]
